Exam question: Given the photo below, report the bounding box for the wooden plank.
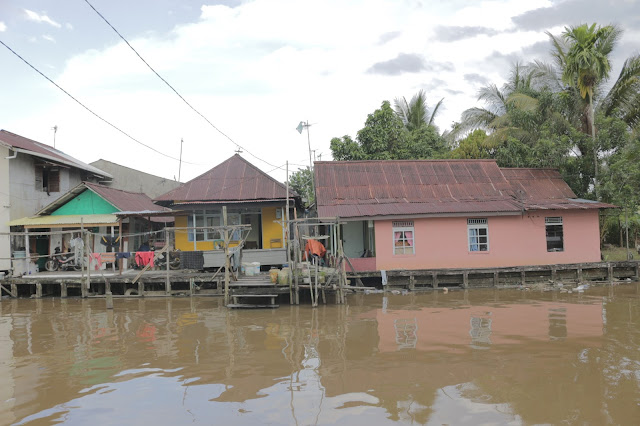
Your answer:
[227,304,279,309]
[0,284,16,298]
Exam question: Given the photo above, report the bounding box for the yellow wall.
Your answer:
[175,215,215,251]
[262,207,284,249]
[176,207,285,251]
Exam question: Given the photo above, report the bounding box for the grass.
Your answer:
[601,245,636,261]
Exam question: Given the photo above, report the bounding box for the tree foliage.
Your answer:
[289,167,314,206]
[330,100,449,161]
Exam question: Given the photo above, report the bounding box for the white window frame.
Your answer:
[467,218,489,252]
[393,221,415,255]
[545,217,564,252]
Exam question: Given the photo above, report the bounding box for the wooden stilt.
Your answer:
[61,282,67,298]
[223,206,230,306]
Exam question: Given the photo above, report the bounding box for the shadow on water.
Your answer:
[1,284,639,425]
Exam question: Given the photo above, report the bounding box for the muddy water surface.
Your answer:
[1,286,640,425]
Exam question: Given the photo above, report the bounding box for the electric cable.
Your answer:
[82,0,285,171]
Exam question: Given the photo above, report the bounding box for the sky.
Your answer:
[1,0,639,184]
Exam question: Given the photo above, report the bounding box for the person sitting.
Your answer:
[137,241,151,252]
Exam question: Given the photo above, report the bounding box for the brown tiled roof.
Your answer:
[0,130,111,178]
[155,154,295,203]
[315,160,614,218]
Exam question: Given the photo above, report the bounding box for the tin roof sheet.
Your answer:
[8,214,118,227]
[155,154,296,203]
[0,130,111,178]
[315,160,614,218]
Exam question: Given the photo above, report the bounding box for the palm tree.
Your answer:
[393,89,443,131]
[537,23,640,198]
[456,63,539,139]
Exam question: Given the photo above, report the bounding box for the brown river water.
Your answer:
[1,285,639,425]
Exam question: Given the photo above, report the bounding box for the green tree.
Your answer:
[289,167,314,206]
[330,100,450,161]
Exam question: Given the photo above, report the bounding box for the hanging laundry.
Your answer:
[135,251,154,267]
[90,253,102,270]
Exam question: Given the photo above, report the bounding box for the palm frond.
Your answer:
[428,97,444,127]
[507,92,539,112]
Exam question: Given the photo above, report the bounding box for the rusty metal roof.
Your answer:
[0,130,111,178]
[155,154,296,204]
[37,182,171,216]
[315,160,614,218]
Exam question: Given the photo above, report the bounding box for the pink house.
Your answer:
[314,160,614,272]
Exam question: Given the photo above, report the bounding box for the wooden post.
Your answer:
[35,283,42,298]
[409,274,415,290]
[83,230,90,298]
[577,266,583,282]
[61,282,67,298]
[551,267,557,282]
[285,161,292,305]
[11,283,17,298]
[138,280,144,297]
[293,210,300,305]
[493,271,499,287]
[105,278,111,295]
[106,291,114,309]
[520,268,526,286]
[608,263,614,284]
[432,271,438,289]
[24,228,30,274]
[635,263,639,280]
[110,226,116,271]
[189,277,195,296]
[118,220,123,275]
[165,230,171,295]
[463,271,469,289]
[223,206,230,306]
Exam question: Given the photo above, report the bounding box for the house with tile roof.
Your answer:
[155,154,300,268]
[0,130,111,273]
[314,159,614,272]
[9,182,171,272]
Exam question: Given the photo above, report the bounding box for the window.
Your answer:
[545,217,564,252]
[393,221,414,255]
[187,210,244,243]
[35,166,60,193]
[467,218,489,252]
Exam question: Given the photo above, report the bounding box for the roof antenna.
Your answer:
[52,125,58,149]
[235,146,243,154]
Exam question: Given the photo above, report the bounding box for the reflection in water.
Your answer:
[0,285,639,425]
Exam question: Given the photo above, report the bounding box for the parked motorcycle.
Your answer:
[45,247,82,272]
[156,250,181,270]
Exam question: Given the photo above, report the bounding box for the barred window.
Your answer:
[467,218,488,252]
[393,221,414,255]
[545,217,564,252]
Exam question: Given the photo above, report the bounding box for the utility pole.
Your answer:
[178,138,184,182]
[296,121,316,205]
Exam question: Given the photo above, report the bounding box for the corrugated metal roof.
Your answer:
[155,154,296,203]
[315,160,614,218]
[0,130,112,178]
[8,214,118,227]
[36,182,171,216]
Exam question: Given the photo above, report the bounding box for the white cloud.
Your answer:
[0,21,6,32]
[42,34,56,43]
[24,9,62,28]
[5,0,589,182]
[65,23,74,30]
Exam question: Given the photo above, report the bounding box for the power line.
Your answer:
[82,0,285,172]
[0,38,202,166]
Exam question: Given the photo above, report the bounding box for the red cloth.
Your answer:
[135,251,154,267]
[90,253,102,270]
[304,239,326,260]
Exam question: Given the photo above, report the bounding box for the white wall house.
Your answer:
[0,130,111,273]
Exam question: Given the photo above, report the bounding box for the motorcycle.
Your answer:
[45,247,82,272]
[156,249,181,270]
